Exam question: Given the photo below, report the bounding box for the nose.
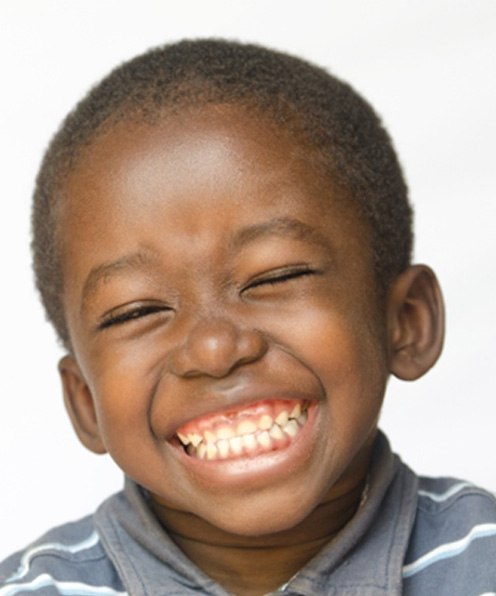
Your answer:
[169,318,268,379]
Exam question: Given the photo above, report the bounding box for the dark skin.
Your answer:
[57,105,444,595]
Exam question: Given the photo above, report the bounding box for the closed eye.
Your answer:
[244,267,318,291]
[99,304,171,330]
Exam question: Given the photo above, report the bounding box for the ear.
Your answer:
[58,355,107,454]
[388,265,445,381]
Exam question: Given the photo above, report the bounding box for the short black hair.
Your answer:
[32,38,413,348]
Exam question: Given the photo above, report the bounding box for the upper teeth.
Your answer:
[176,402,308,460]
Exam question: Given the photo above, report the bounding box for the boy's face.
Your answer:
[59,105,390,537]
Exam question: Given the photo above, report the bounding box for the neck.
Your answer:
[151,475,368,596]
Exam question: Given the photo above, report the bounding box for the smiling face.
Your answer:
[58,104,391,537]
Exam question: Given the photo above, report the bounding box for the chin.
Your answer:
[200,488,321,538]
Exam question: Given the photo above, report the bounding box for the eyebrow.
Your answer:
[80,218,327,309]
[230,217,329,249]
[81,251,157,309]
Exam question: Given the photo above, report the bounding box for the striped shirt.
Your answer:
[1,432,495,595]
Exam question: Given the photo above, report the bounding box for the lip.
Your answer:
[168,400,320,489]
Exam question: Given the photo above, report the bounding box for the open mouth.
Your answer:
[175,400,309,461]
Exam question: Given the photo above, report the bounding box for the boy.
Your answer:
[1,38,495,595]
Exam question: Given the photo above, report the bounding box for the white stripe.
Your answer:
[403,523,496,578]
[418,481,474,502]
[0,573,127,596]
[5,531,99,583]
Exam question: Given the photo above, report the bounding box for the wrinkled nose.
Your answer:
[169,318,268,378]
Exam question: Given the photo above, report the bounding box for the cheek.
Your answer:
[270,298,385,372]
[95,384,166,484]
[271,301,388,420]
[84,348,158,449]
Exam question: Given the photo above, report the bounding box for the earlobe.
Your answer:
[58,355,107,454]
[388,265,445,381]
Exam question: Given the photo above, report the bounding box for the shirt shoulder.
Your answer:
[0,515,126,595]
[403,476,496,595]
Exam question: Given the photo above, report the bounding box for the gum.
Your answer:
[176,399,305,437]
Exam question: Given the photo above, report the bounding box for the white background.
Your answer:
[0,0,495,561]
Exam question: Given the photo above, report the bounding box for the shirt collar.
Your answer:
[280,432,418,595]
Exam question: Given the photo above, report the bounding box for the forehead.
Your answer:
[59,105,371,275]
[61,104,360,225]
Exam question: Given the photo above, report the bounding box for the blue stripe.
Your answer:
[5,531,100,583]
[0,573,127,596]
[418,481,474,502]
[403,523,496,578]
